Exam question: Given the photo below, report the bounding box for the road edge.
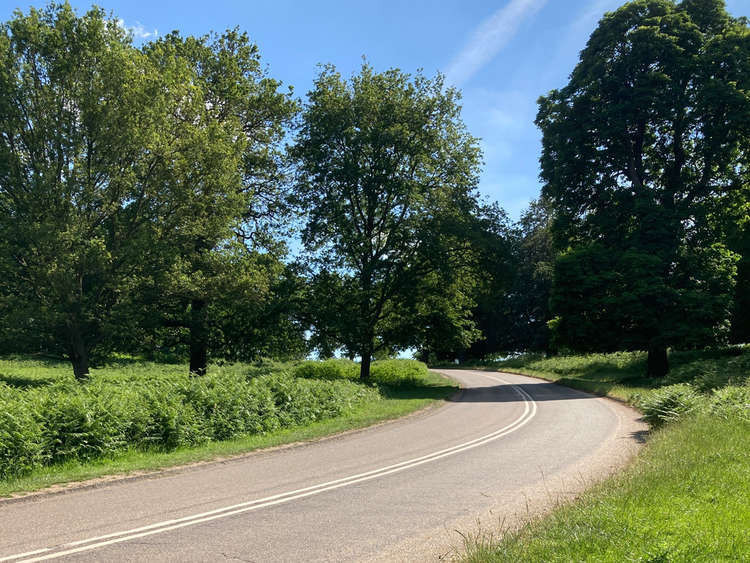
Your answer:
[369,369,648,562]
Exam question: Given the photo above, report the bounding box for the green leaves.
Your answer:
[0,4,193,370]
[291,63,483,372]
[537,0,749,365]
[0,365,381,478]
[0,5,298,375]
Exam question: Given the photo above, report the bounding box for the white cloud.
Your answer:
[117,18,159,40]
[444,0,547,87]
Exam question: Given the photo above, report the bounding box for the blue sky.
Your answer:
[4,0,749,219]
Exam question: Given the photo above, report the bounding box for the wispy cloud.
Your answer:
[568,0,617,41]
[117,18,159,40]
[445,0,547,87]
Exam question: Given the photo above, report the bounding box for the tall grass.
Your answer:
[0,358,441,479]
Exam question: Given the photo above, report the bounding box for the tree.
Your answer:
[411,202,517,362]
[292,64,483,379]
[429,199,555,361]
[719,176,750,344]
[536,0,749,375]
[549,242,736,363]
[0,5,295,378]
[126,249,307,363]
[472,199,555,357]
[0,4,201,378]
[136,29,296,375]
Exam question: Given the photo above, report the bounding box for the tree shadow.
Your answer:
[447,382,600,403]
[0,373,58,389]
[379,383,459,401]
[630,429,649,444]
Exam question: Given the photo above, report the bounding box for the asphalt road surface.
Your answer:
[0,370,645,562]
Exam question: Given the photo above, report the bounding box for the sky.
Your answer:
[3,0,749,220]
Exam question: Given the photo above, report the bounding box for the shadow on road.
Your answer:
[448,382,600,403]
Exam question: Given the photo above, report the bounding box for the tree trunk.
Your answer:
[359,344,372,382]
[189,298,208,376]
[67,323,90,381]
[647,343,669,377]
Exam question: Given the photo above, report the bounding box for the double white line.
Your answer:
[2,373,537,562]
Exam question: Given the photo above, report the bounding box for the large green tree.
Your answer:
[292,64,483,379]
[425,199,555,361]
[142,31,296,375]
[537,0,749,375]
[469,199,555,358]
[0,4,204,378]
[0,5,296,378]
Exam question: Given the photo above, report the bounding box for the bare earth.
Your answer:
[0,370,646,562]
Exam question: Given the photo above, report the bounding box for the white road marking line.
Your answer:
[0,550,51,562]
[6,372,536,562]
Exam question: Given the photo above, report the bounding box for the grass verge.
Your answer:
[0,359,456,498]
[460,348,750,562]
[465,348,749,402]
[464,411,750,562]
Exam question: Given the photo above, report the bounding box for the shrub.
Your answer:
[707,385,750,421]
[39,383,129,463]
[294,358,431,387]
[293,359,358,380]
[0,360,389,479]
[0,385,45,478]
[370,360,429,386]
[130,382,208,449]
[263,373,379,427]
[667,352,750,391]
[183,374,267,441]
[636,384,701,426]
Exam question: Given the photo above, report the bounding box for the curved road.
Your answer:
[0,370,645,562]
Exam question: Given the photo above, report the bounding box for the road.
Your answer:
[0,370,645,562]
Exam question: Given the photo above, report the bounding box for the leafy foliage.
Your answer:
[550,242,737,353]
[0,4,196,377]
[294,358,431,386]
[0,5,299,378]
[137,30,297,375]
[292,63,484,378]
[635,383,702,426]
[537,0,750,374]
[0,360,388,478]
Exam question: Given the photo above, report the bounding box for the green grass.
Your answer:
[461,348,750,562]
[470,347,750,402]
[464,412,750,562]
[0,358,456,497]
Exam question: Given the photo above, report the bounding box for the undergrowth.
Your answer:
[0,358,436,480]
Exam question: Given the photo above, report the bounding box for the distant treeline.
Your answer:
[0,0,747,379]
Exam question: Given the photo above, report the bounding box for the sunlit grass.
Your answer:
[461,348,750,561]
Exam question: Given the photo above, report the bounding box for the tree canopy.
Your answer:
[291,64,484,379]
[537,0,749,375]
[0,4,297,377]
[0,4,198,377]
[2,0,747,380]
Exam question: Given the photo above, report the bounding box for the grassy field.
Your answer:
[461,348,750,562]
[0,357,456,497]
[475,349,750,401]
